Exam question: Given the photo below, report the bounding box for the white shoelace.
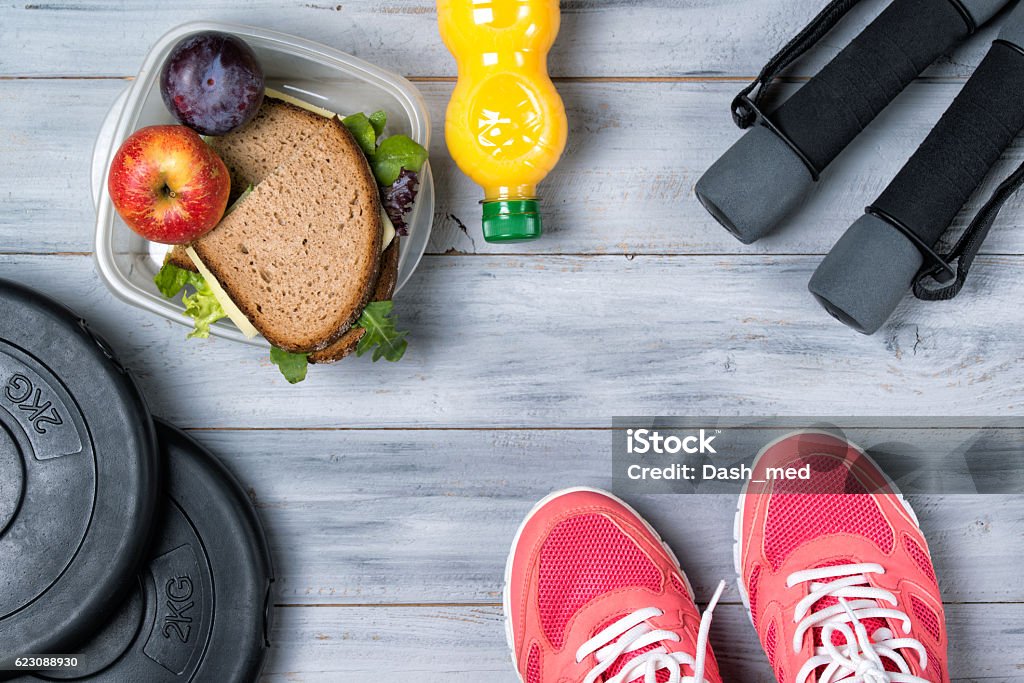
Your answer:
[576,580,726,683]
[787,563,929,683]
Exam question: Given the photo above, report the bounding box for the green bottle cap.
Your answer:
[482,199,542,243]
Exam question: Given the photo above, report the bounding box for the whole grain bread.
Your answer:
[166,242,200,271]
[191,122,382,353]
[167,97,343,272]
[309,236,400,364]
[209,97,340,200]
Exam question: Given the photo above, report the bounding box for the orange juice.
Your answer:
[437,0,568,242]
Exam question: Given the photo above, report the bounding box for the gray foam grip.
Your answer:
[695,125,813,244]
[809,213,923,335]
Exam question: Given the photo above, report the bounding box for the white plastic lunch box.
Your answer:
[92,21,433,347]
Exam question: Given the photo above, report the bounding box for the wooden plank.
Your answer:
[261,603,1024,681]
[4,6,1021,678]
[7,78,1024,256]
[0,0,1002,79]
[192,428,1024,604]
[3,253,1024,427]
[0,79,117,253]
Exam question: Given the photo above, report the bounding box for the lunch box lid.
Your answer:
[0,280,159,672]
[14,421,274,682]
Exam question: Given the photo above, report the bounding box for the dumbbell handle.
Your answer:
[873,47,1024,247]
[774,0,1004,175]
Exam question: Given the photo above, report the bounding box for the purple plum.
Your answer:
[160,32,265,136]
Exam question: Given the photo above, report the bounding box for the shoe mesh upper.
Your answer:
[669,572,687,597]
[925,643,943,680]
[527,644,541,683]
[904,535,938,587]
[748,565,761,624]
[764,455,894,571]
[911,595,941,641]
[538,513,661,649]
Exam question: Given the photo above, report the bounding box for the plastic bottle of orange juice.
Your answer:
[437,0,568,242]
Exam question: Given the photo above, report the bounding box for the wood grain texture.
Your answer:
[7,78,1024,256]
[261,603,1024,681]
[188,428,1024,604]
[2,4,1023,679]
[0,0,1004,79]
[3,254,1023,428]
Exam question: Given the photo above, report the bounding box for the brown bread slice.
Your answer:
[309,237,400,364]
[191,123,382,353]
[165,245,198,271]
[167,97,342,271]
[208,96,340,200]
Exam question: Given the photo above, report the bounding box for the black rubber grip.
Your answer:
[874,41,1024,247]
[773,0,971,173]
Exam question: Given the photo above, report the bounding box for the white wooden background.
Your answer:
[2,0,1023,680]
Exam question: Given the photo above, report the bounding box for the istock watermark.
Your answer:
[612,417,1024,495]
[626,428,719,455]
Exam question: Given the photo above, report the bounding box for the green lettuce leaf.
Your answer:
[355,301,408,362]
[342,112,378,157]
[153,262,226,339]
[270,346,309,384]
[369,110,387,137]
[154,261,192,298]
[341,111,427,186]
[181,286,226,339]
[370,135,429,186]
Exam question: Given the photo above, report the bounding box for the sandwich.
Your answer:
[154,91,426,383]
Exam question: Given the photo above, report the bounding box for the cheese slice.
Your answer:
[380,210,396,250]
[185,246,260,339]
[265,87,340,120]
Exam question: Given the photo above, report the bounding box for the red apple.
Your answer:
[107,125,230,244]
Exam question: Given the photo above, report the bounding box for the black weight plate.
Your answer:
[16,421,275,682]
[0,280,158,677]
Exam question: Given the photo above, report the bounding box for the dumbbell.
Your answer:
[810,0,1024,333]
[695,0,1007,244]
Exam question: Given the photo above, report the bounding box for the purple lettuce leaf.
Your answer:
[380,168,419,236]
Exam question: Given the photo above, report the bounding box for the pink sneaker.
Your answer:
[735,431,949,682]
[504,488,725,683]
